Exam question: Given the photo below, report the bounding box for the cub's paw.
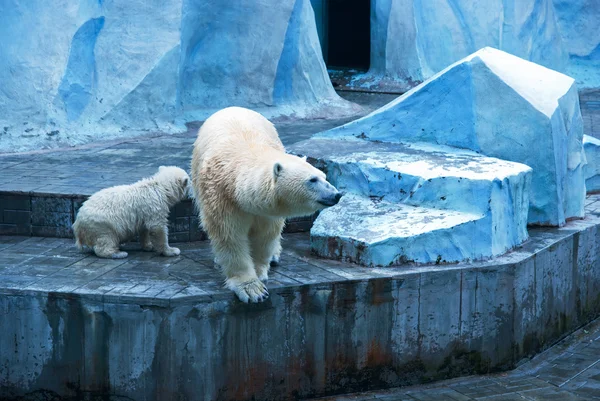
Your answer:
[226,277,269,303]
[112,251,128,259]
[161,247,181,257]
[142,244,154,252]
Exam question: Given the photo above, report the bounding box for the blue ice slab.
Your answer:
[317,48,586,226]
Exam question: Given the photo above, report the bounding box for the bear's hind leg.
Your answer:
[250,217,285,282]
[148,225,180,256]
[93,236,128,259]
[139,227,153,252]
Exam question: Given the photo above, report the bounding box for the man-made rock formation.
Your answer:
[292,139,531,266]
[290,48,586,266]
[0,0,357,153]
[312,0,598,91]
[317,48,585,227]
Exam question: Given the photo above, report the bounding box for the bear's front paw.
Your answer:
[142,244,154,252]
[226,277,269,303]
[161,247,181,257]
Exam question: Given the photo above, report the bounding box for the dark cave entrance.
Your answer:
[314,0,371,71]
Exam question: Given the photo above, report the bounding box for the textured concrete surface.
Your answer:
[2,196,600,400]
[307,316,600,400]
[290,138,532,265]
[320,48,586,227]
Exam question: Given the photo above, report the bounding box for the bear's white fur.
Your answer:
[191,107,341,303]
[73,166,189,259]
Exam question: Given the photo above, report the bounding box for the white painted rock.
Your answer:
[318,47,586,226]
[291,137,532,265]
[584,135,600,193]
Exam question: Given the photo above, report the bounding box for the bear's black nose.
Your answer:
[334,192,343,203]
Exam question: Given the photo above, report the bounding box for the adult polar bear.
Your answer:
[191,107,342,303]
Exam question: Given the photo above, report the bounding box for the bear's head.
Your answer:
[155,166,190,206]
[272,154,342,218]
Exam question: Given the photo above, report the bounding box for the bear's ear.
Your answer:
[159,166,166,171]
[300,155,307,162]
[273,162,283,179]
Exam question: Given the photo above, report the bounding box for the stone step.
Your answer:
[290,137,533,265]
[311,194,493,266]
[291,138,532,214]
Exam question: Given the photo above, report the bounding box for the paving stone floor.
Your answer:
[306,317,600,400]
[0,232,425,306]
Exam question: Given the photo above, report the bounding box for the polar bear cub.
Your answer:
[73,166,190,259]
[191,107,342,303]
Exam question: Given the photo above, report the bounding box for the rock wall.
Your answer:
[320,0,597,92]
[0,0,358,153]
[553,0,600,90]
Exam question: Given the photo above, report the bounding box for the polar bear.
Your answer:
[191,107,342,303]
[73,166,190,259]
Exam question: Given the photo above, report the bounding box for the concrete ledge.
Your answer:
[2,196,600,400]
[0,192,317,242]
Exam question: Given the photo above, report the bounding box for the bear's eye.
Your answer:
[309,177,318,183]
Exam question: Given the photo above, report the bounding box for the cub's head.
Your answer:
[272,154,342,217]
[155,166,190,205]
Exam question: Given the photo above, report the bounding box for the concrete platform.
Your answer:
[2,196,600,400]
[1,91,600,400]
